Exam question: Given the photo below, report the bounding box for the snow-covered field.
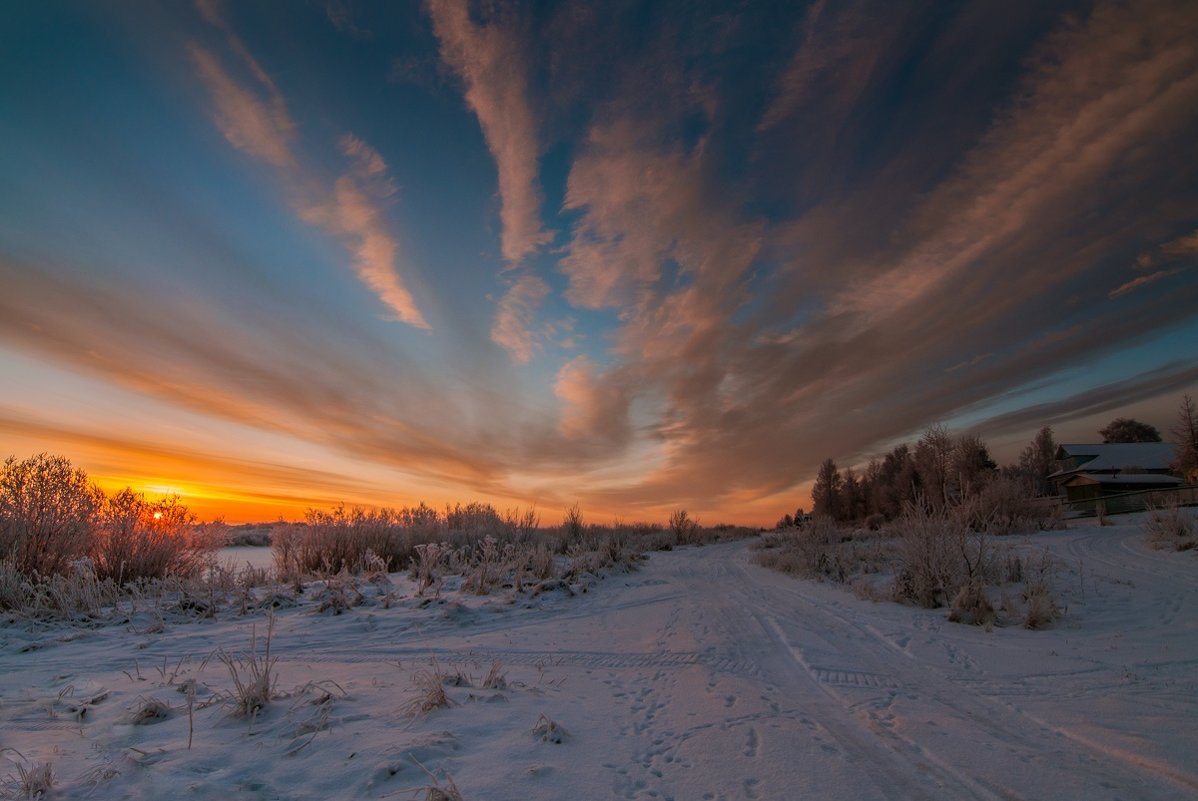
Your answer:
[216,546,275,573]
[3,514,1196,800]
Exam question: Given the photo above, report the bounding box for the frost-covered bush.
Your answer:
[0,453,102,577]
[1144,497,1196,550]
[752,516,846,580]
[92,489,225,583]
[956,477,1063,534]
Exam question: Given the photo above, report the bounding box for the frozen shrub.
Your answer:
[91,489,221,583]
[0,453,102,577]
[562,504,585,543]
[669,509,702,545]
[411,542,448,595]
[404,661,453,717]
[295,507,407,574]
[1022,552,1058,629]
[957,478,1063,534]
[462,536,502,594]
[524,543,556,580]
[10,761,55,799]
[218,617,278,718]
[445,501,505,537]
[531,712,569,744]
[124,697,172,725]
[752,516,844,580]
[948,580,996,628]
[1144,497,1196,550]
[315,570,365,614]
[0,558,28,610]
[890,508,964,608]
[481,660,506,690]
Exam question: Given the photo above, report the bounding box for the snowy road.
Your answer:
[396,533,1196,801]
[3,519,1196,800]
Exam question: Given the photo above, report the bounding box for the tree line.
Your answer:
[779,395,1198,528]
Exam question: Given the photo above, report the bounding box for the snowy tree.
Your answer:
[1172,395,1198,479]
[953,434,997,498]
[1018,426,1057,495]
[0,453,103,576]
[914,425,954,508]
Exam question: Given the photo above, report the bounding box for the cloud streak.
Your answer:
[530,0,1198,515]
[190,4,428,328]
[490,274,551,363]
[426,0,549,265]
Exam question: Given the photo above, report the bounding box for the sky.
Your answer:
[1,0,1196,526]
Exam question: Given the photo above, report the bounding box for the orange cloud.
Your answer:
[190,20,428,328]
[427,0,550,265]
[553,356,633,447]
[188,44,294,168]
[491,274,551,363]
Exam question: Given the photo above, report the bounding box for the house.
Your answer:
[1048,442,1183,509]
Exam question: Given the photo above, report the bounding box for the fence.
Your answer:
[1065,484,1198,517]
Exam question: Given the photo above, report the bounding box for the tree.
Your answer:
[877,444,918,518]
[952,434,997,498]
[1018,426,1057,495]
[839,467,862,522]
[914,425,954,508]
[1172,395,1198,479]
[812,458,842,519]
[0,453,103,576]
[1099,417,1161,443]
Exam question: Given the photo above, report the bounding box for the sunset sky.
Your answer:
[2,0,1196,525]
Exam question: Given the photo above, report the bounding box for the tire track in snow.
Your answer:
[737,553,1197,800]
[273,647,758,675]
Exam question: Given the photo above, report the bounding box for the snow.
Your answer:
[3,514,1197,800]
[216,546,275,572]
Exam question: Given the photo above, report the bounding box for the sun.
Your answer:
[153,511,163,520]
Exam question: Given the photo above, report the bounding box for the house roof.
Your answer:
[1063,473,1184,487]
[1051,442,1177,475]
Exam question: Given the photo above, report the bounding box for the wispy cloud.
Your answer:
[834,2,1198,326]
[190,4,428,328]
[536,0,1198,513]
[1109,269,1182,298]
[0,259,474,489]
[298,135,429,328]
[187,44,294,168]
[560,120,709,310]
[1136,226,1198,269]
[757,0,892,134]
[965,360,1198,440]
[426,0,549,265]
[325,0,373,39]
[554,356,633,448]
[490,274,551,364]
